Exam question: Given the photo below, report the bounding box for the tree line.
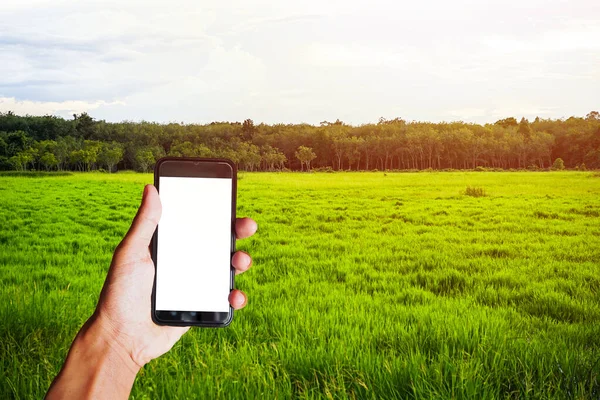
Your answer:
[0,111,598,172]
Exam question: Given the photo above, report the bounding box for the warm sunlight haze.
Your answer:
[0,0,599,124]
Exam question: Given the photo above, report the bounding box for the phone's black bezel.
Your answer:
[151,157,237,327]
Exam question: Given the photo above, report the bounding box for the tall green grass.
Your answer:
[1,171,599,399]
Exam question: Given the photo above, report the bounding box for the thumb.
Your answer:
[121,184,162,251]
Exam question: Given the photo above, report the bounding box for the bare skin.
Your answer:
[46,185,257,399]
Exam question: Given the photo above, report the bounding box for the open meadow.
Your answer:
[1,171,599,399]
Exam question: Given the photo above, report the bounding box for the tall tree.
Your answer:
[518,117,533,142]
[98,141,125,172]
[241,119,255,141]
[74,113,96,139]
[134,148,156,172]
[495,117,518,128]
[295,146,316,171]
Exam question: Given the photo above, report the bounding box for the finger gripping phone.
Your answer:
[151,157,236,327]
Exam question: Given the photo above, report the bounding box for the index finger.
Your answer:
[236,217,257,239]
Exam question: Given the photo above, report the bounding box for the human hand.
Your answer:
[94,184,257,367]
[47,184,257,399]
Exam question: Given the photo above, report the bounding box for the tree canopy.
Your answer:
[0,112,598,172]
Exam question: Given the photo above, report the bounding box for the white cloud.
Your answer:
[481,21,600,54]
[304,43,414,69]
[0,0,598,124]
[443,108,488,121]
[0,97,125,117]
[442,105,561,123]
[488,106,560,119]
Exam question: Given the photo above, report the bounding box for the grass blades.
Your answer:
[1,171,599,399]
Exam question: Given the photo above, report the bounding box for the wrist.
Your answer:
[46,316,140,399]
[79,315,142,376]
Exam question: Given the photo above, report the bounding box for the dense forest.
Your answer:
[0,111,599,172]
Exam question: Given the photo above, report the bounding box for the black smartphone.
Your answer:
[151,157,237,327]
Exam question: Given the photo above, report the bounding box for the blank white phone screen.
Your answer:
[156,176,232,312]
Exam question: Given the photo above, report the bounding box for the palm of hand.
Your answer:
[96,246,189,367]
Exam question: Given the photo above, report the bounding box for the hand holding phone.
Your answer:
[97,181,254,362]
[46,183,256,398]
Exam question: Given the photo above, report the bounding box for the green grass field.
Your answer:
[1,171,600,399]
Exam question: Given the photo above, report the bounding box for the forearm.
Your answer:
[46,316,140,400]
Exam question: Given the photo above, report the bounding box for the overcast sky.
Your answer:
[0,0,598,125]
